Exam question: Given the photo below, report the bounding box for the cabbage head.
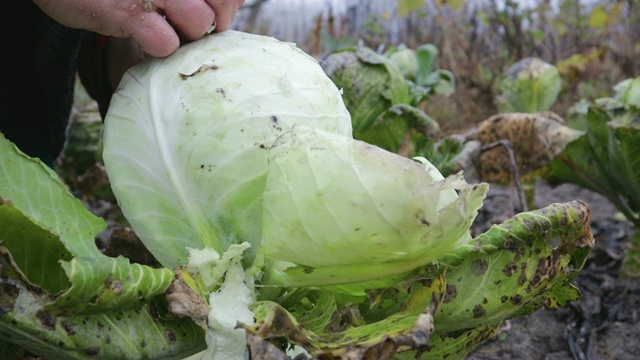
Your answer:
[102,30,487,288]
[500,57,561,113]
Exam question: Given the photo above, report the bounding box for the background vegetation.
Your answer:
[233,0,639,132]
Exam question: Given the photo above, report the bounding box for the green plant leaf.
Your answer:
[358,104,440,155]
[0,247,204,360]
[322,47,411,136]
[431,200,593,333]
[0,133,190,357]
[0,134,174,313]
[242,201,592,359]
[546,107,640,226]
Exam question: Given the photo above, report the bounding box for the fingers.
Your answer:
[207,0,245,32]
[160,0,216,41]
[125,10,181,57]
[131,0,242,56]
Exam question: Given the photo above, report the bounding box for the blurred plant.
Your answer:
[322,42,455,160]
[548,77,640,227]
[498,57,561,113]
[546,77,640,275]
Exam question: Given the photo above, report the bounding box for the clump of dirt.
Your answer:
[467,180,640,360]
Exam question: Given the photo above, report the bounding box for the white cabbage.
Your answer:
[103,31,351,269]
[103,30,487,286]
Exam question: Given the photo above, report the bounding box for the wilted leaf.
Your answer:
[471,112,583,183]
[429,201,592,334]
[245,275,445,359]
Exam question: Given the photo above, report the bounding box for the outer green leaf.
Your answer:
[246,275,443,357]
[246,201,591,359]
[431,200,593,333]
[0,133,104,259]
[386,44,419,80]
[261,126,488,287]
[322,47,410,137]
[415,44,439,87]
[0,133,173,313]
[358,104,440,155]
[48,256,173,314]
[547,107,640,226]
[0,200,71,294]
[0,248,204,360]
[396,324,502,360]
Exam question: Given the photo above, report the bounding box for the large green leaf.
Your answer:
[547,107,640,226]
[431,200,592,333]
[0,133,195,358]
[322,47,411,136]
[0,133,173,313]
[235,201,592,359]
[0,248,204,360]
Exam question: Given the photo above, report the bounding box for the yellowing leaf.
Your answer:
[434,0,465,10]
[397,0,424,17]
[588,6,608,29]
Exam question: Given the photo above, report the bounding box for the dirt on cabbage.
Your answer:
[466,180,640,360]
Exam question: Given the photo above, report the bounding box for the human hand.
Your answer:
[33,0,245,57]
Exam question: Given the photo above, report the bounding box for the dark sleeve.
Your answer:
[0,1,88,166]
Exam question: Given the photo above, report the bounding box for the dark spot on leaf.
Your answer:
[165,330,176,344]
[141,340,147,348]
[503,263,518,276]
[0,283,19,315]
[444,284,457,303]
[85,347,100,356]
[518,262,528,285]
[511,294,523,305]
[61,320,75,335]
[500,295,508,303]
[472,258,488,276]
[270,116,282,131]
[421,278,433,287]
[503,238,514,249]
[35,310,56,330]
[473,304,486,318]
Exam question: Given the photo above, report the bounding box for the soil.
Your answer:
[466,180,640,360]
